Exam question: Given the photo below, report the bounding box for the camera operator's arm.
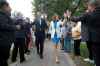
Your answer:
[71,13,89,23]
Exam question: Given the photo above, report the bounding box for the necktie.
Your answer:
[40,19,41,25]
[40,19,41,31]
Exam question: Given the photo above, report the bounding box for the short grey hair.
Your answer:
[88,0,100,7]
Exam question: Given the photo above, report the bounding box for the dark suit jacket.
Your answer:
[32,18,48,38]
[88,7,100,42]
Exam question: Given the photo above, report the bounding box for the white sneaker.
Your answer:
[84,58,90,62]
[89,60,94,64]
[56,57,60,63]
[84,58,94,64]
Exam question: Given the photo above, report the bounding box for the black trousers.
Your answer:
[35,36,45,56]
[12,38,25,62]
[74,39,81,56]
[92,42,100,66]
[0,41,11,66]
[47,33,51,40]
[86,41,93,60]
[60,38,64,49]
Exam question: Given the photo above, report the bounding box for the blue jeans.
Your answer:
[64,37,72,52]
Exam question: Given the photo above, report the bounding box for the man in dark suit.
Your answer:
[72,10,94,63]
[32,15,47,59]
[87,1,100,66]
[71,0,100,66]
[0,1,20,66]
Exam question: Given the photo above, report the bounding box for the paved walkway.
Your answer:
[10,40,76,66]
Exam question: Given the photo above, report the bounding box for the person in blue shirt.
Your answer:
[49,15,61,63]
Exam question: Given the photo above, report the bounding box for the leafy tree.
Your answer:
[32,0,87,20]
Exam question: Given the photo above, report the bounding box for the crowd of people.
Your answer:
[0,0,100,66]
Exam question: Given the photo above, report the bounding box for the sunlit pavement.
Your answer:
[10,40,76,66]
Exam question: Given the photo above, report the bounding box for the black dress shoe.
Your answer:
[25,50,30,54]
[26,51,30,55]
[40,55,43,59]
[11,59,16,63]
[37,51,40,55]
[61,48,64,50]
[20,58,26,63]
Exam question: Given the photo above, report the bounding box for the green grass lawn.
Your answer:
[79,42,95,66]
[80,42,89,58]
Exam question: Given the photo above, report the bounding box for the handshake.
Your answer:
[16,25,21,30]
